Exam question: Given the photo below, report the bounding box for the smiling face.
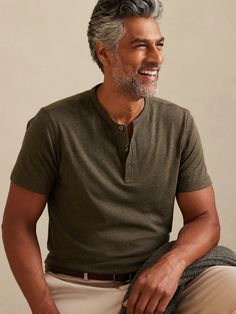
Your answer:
[106,16,164,99]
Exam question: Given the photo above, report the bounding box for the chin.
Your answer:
[137,81,158,97]
[139,86,158,98]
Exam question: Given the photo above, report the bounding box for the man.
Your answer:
[2,1,236,314]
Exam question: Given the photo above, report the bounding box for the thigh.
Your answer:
[45,272,130,314]
[177,266,236,314]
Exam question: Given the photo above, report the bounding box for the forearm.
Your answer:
[2,222,59,314]
[163,213,220,270]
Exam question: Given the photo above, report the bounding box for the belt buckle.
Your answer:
[83,272,89,281]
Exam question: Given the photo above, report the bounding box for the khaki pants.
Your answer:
[45,266,236,314]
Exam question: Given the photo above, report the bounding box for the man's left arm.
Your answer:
[123,185,220,314]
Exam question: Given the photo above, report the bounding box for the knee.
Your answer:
[213,266,236,296]
[177,266,236,314]
[206,266,236,312]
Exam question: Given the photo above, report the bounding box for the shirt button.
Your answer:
[118,125,124,131]
[124,147,129,153]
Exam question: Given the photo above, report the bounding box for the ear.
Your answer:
[96,42,113,69]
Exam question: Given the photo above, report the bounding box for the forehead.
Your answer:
[120,16,162,43]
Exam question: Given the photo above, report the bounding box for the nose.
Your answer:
[147,46,164,65]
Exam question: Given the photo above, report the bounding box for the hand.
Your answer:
[123,256,185,314]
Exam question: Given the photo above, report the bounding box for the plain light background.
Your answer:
[1,0,236,313]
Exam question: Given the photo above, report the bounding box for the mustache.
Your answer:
[139,63,161,70]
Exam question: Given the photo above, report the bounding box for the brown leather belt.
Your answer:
[65,271,136,283]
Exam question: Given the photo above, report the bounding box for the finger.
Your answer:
[133,290,156,314]
[143,290,162,314]
[126,289,141,314]
[155,294,172,313]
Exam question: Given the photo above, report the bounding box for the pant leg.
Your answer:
[45,272,130,314]
[177,266,236,314]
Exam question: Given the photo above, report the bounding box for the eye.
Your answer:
[135,44,148,48]
[156,42,164,50]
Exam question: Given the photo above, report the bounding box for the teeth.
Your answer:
[139,70,157,76]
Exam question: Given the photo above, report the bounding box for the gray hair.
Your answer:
[87,0,163,71]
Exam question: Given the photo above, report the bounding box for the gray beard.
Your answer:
[114,75,157,99]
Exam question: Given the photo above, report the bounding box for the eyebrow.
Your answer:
[131,36,165,45]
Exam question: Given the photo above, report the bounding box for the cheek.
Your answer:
[118,53,142,68]
[112,55,142,77]
[122,61,141,74]
[115,63,134,76]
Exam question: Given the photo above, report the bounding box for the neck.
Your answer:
[96,82,145,126]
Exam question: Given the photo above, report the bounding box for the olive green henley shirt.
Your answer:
[11,85,212,274]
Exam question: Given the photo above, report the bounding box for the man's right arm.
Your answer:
[1,182,60,314]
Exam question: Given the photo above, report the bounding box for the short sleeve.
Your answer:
[10,108,59,195]
[176,110,212,192]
